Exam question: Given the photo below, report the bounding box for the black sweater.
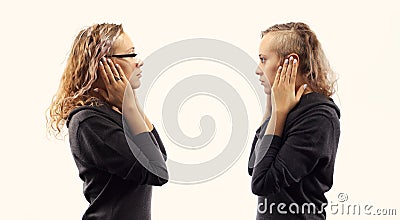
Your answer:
[66,100,168,220]
[248,92,341,220]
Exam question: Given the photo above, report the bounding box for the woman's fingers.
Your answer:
[103,58,117,84]
[96,57,129,111]
[98,61,111,85]
[101,57,118,84]
[270,55,303,114]
[274,66,283,87]
[100,57,114,84]
[107,58,122,82]
[94,87,109,101]
[279,58,289,84]
[290,58,298,85]
[296,84,307,102]
[277,56,297,85]
[285,57,294,83]
[115,63,127,82]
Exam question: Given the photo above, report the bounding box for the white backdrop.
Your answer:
[1,0,399,219]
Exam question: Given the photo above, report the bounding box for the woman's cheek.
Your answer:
[124,72,131,81]
[267,72,276,86]
[122,65,133,79]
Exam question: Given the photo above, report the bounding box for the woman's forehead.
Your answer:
[259,33,276,54]
[113,33,134,52]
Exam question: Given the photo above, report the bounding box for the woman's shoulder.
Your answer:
[66,101,119,129]
[296,92,340,119]
[286,92,340,131]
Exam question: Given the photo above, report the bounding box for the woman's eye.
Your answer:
[260,57,266,63]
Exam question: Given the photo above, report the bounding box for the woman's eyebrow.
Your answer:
[126,47,135,52]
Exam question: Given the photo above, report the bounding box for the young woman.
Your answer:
[47,23,168,220]
[248,22,340,219]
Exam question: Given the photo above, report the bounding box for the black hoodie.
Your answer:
[66,100,168,220]
[248,92,341,220]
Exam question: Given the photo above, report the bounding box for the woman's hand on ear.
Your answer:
[95,57,136,111]
[96,57,149,134]
[264,56,307,136]
[271,56,307,115]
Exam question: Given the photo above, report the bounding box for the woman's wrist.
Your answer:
[124,106,149,134]
[265,110,288,136]
[273,109,289,117]
[133,96,153,130]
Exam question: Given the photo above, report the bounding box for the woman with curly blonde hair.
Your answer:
[46,23,168,220]
[248,22,340,219]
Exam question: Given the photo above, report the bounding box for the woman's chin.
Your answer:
[132,82,141,89]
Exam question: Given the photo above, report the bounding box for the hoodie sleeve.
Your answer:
[248,117,271,176]
[151,126,167,161]
[248,133,261,176]
[76,115,168,186]
[251,113,335,196]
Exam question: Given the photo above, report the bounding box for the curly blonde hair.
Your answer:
[262,22,336,97]
[46,23,123,138]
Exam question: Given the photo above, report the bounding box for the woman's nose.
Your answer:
[136,58,144,68]
[255,65,263,75]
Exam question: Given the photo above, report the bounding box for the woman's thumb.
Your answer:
[295,84,307,101]
[94,88,108,101]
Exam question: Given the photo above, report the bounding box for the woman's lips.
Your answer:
[136,70,142,78]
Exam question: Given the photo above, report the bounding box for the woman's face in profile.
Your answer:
[256,33,281,95]
[111,32,143,89]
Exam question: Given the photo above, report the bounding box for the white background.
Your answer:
[1,0,399,219]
